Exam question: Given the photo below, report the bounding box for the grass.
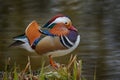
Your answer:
[2,55,85,80]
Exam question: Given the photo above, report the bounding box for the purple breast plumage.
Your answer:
[60,30,78,48]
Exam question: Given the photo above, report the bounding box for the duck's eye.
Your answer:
[65,22,68,25]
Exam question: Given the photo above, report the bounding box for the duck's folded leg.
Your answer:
[49,55,58,69]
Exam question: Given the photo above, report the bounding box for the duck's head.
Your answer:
[43,14,77,36]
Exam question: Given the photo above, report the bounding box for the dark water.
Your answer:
[0,0,120,80]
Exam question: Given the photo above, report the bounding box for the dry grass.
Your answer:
[2,55,85,80]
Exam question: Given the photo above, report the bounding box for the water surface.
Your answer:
[0,0,120,80]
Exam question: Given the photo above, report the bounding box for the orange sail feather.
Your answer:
[25,21,41,46]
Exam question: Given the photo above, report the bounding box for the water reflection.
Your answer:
[0,0,120,80]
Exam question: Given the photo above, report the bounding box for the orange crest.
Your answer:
[49,23,69,36]
[25,21,41,46]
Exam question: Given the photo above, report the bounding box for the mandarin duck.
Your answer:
[10,14,80,68]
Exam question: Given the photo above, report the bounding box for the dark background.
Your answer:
[0,0,120,80]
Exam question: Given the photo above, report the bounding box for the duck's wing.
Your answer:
[41,23,69,36]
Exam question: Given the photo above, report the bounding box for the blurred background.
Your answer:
[0,0,120,80]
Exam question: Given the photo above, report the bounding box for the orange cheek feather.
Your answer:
[50,24,69,36]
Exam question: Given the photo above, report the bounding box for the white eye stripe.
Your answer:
[53,17,71,24]
[47,17,71,28]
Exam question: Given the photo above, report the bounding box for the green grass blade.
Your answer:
[13,63,19,80]
[39,61,45,80]
[73,61,77,80]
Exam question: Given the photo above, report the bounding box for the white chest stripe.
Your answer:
[46,35,80,57]
[60,36,75,48]
[61,36,71,48]
[64,36,74,45]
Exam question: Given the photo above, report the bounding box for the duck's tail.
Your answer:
[9,21,42,52]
